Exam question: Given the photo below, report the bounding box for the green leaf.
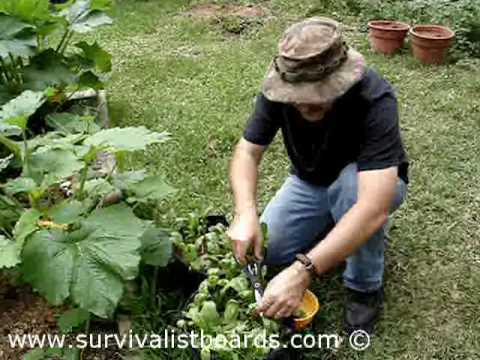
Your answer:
[71,11,113,33]
[83,178,115,198]
[0,123,22,136]
[23,348,45,360]
[29,148,83,185]
[126,175,176,204]
[221,276,249,296]
[0,134,22,157]
[198,301,220,332]
[84,126,169,152]
[22,204,146,317]
[23,50,76,91]
[223,300,239,323]
[78,70,104,90]
[0,90,45,130]
[4,177,37,195]
[60,348,81,360]
[48,200,86,224]
[0,194,21,233]
[0,14,36,59]
[0,154,14,172]
[0,0,52,24]
[140,226,172,267]
[91,0,112,11]
[58,308,90,333]
[0,235,21,268]
[14,208,41,249]
[75,41,112,72]
[62,0,113,34]
[22,229,74,305]
[46,112,100,134]
[112,170,146,189]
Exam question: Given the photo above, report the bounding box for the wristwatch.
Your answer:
[295,254,318,277]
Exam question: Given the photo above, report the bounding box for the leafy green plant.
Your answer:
[0,91,175,319]
[0,0,113,106]
[173,217,284,360]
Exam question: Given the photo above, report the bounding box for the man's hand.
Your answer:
[227,208,263,263]
[257,261,311,319]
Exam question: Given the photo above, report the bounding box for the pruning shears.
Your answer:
[241,257,296,332]
[242,258,265,305]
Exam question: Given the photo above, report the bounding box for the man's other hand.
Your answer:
[256,261,311,319]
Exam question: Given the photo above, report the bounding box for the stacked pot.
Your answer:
[367,20,455,65]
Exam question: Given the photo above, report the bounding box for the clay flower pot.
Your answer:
[410,25,455,65]
[368,20,410,55]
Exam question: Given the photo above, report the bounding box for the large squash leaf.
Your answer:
[0,90,45,130]
[0,14,36,59]
[22,204,147,317]
[112,170,146,189]
[0,235,20,268]
[23,50,76,91]
[4,176,37,195]
[22,229,75,305]
[84,126,169,152]
[0,0,51,24]
[125,175,176,204]
[75,41,112,72]
[47,200,87,224]
[28,148,83,185]
[58,308,90,333]
[14,208,41,249]
[62,0,113,34]
[46,113,100,134]
[140,226,172,267]
[77,70,104,90]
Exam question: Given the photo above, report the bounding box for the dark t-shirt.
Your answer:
[243,68,409,186]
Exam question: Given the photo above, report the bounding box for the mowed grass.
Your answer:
[88,0,479,358]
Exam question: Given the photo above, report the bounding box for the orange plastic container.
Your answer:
[294,289,320,331]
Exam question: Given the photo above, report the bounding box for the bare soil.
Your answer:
[185,3,267,18]
[0,275,124,359]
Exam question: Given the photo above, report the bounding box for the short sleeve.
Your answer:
[357,94,404,172]
[243,93,281,146]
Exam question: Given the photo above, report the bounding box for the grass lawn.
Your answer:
[89,0,479,358]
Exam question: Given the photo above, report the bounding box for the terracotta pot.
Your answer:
[368,20,410,55]
[410,25,455,65]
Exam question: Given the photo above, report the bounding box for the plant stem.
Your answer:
[0,58,13,84]
[60,31,74,55]
[22,129,30,177]
[56,28,71,53]
[77,161,90,200]
[8,54,22,85]
[151,266,159,310]
[0,62,9,84]
[80,316,91,360]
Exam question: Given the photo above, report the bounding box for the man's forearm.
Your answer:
[307,203,388,275]
[229,142,261,214]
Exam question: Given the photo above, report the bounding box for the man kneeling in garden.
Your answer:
[227,17,409,334]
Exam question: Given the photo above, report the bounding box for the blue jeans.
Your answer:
[260,163,407,292]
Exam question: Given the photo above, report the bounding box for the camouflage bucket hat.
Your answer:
[262,17,366,104]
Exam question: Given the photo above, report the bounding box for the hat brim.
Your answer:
[261,48,366,104]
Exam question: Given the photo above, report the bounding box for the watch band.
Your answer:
[295,253,317,277]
